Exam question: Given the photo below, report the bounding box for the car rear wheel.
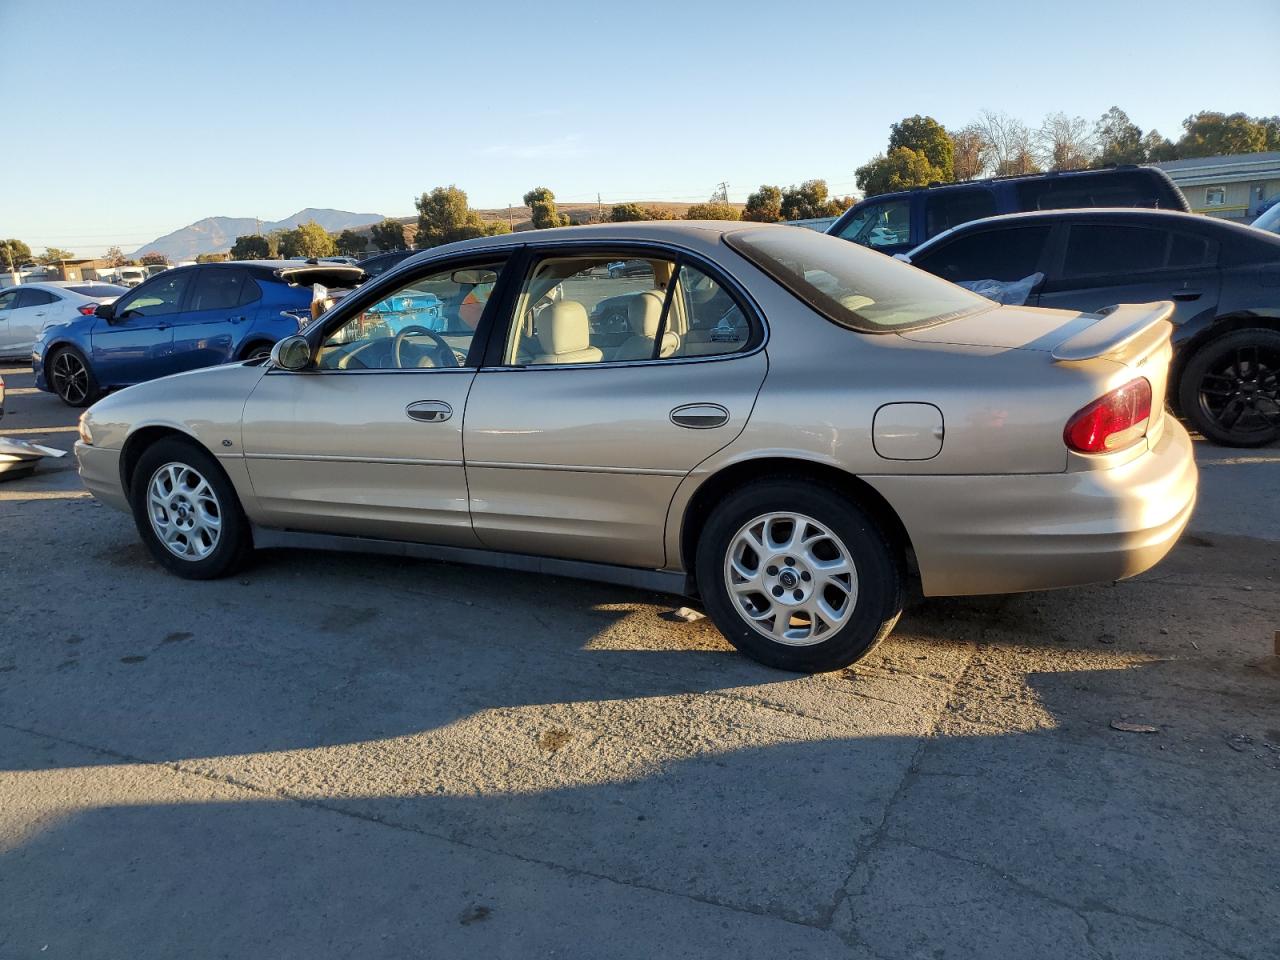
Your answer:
[241,340,273,361]
[1179,328,1280,447]
[49,346,99,407]
[129,437,251,579]
[695,480,903,672]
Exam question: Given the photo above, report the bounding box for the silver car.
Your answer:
[76,222,1197,672]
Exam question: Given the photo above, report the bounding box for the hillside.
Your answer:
[132,208,385,261]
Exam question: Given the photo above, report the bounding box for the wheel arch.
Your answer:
[1171,312,1280,397]
[677,456,915,587]
[236,337,275,361]
[119,425,208,499]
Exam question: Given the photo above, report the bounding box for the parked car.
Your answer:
[33,260,363,406]
[827,166,1190,258]
[357,250,414,280]
[0,281,127,359]
[607,260,653,279]
[75,222,1195,673]
[1252,202,1280,236]
[115,267,147,288]
[904,208,1280,447]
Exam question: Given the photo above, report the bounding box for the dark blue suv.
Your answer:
[826,166,1190,258]
[34,260,363,406]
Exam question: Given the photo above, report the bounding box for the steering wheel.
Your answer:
[392,325,461,369]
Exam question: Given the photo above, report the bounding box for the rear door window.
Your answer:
[188,268,249,311]
[911,225,1053,283]
[833,198,912,249]
[1062,225,1170,278]
[924,188,997,239]
[15,289,59,307]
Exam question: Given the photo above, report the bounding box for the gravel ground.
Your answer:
[1,363,1277,959]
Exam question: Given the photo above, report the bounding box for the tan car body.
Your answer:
[77,222,1196,600]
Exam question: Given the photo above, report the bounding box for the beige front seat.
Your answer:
[612,290,678,361]
[531,301,603,365]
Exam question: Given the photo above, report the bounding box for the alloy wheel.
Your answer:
[723,511,858,646]
[1195,343,1280,442]
[146,462,222,561]
[51,351,90,405]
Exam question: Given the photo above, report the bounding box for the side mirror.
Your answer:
[94,302,116,321]
[270,335,312,371]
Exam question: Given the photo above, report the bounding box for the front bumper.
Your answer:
[75,442,129,512]
[867,420,1198,597]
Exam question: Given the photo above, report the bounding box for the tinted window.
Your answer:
[238,276,262,306]
[912,225,1053,283]
[67,284,128,298]
[189,269,248,311]
[118,271,191,318]
[1016,171,1182,211]
[1063,225,1168,278]
[727,228,987,333]
[833,198,912,249]
[1168,233,1212,268]
[925,188,997,239]
[16,289,59,307]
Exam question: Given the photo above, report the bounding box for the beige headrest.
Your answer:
[538,300,590,355]
[627,290,664,338]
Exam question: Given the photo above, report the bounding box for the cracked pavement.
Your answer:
[1,363,1277,958]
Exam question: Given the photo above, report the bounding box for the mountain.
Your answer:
[132,208,385,261]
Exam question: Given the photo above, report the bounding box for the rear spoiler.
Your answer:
[1051,302,1175,362]
[275,264,366,287]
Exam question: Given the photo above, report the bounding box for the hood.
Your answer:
[897,305,1100,353]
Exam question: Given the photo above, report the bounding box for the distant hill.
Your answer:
[132,208,385,261]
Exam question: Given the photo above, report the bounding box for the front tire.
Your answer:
[1178,328,1280,447]
[695,480,903,672]
[129,437,251,579]
[48,346,99,407]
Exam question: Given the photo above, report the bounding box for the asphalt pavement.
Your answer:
[1,362,1277,959]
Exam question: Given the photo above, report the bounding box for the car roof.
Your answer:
[397,219,775,268]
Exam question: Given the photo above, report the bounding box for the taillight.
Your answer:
[79,304,98,315]
[1064,378,1153,454]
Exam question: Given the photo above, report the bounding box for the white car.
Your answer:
[0,281,127,358]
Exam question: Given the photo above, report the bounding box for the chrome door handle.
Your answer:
[406,400,453,423]
[670,403,730,429]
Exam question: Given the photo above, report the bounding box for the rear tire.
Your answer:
[48,346,99,407]
[240,340,273,361]
[129,437,251,579]
[695,480,903,673]
[1178,328,1280,447]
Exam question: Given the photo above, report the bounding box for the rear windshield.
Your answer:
[726,227,988,333]
[67,284,127,298]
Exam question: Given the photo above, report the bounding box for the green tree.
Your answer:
[415,185,506,248]
[335,229,368,257]
[195,252,230,263]
[1176,111,1269,158]
[856,148,946,197]
[1093,106,1146,166]
[1261,116,1280,151]
[609,202,652,222]
[230,235,270,260]
[684,201,740,220]
[779,180,848,220]
[139,252,168,266]
[277,221,337,259]
[523,186,570,229]
[0,238,33,270]
[888,115,954,180]
[37,247,75,264]
[1142,129,1178,163]
[742,185,783,222]
[369,218,408,251]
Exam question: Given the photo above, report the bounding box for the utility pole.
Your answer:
[597,192,602,221]
[715,182,729,204]
[508,204,513,230]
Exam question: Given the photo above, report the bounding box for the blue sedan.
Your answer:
[33,260,364,406]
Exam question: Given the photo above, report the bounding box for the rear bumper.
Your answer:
[75,442,129,513]
[866,421,1198,596]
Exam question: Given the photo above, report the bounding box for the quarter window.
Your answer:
[504,253,753,366]
[924,189,997,239]
[317,261,504,370]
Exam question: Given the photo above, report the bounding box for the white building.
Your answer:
[1157,151,1280,222]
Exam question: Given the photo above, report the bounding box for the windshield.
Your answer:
[726,227,988,333]
[1253,203,1280,235]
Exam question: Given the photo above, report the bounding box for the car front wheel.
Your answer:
[48,346,99,407]
[695,480,903,672]
[129,437,251,579]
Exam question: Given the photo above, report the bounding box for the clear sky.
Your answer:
[3,0,1277,256]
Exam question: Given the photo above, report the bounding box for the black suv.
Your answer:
[906,208,1280,447]
[827,167,1189,258]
